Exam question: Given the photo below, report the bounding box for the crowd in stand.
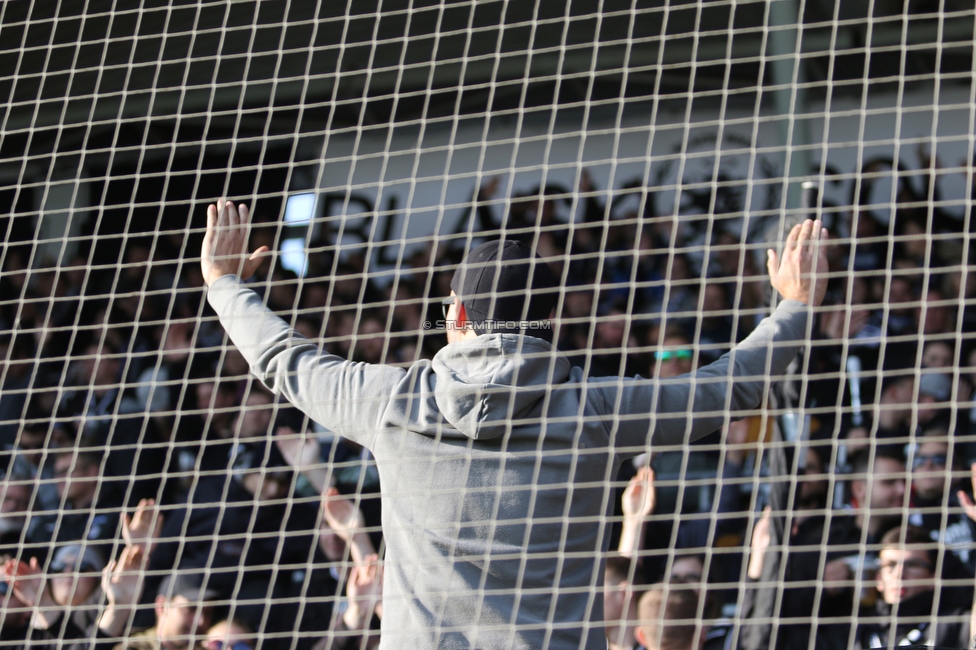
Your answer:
[0,167,973,650]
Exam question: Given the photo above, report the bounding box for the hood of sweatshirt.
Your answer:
[426,333,572,441]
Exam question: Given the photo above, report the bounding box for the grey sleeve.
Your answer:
[206,275,405,446]
[595,300,810,452]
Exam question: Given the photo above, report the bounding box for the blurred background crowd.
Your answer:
[0,166,973,650]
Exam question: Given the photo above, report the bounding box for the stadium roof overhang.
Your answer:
[2,0,972,151]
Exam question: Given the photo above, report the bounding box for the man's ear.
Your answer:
[456,301,467,326]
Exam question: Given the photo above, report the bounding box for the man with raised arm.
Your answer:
[201,200,827,650]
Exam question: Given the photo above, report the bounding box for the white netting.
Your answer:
[0,1,974,649]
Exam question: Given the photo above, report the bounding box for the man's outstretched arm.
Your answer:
[201,201,405,445]
[603,219,829,450]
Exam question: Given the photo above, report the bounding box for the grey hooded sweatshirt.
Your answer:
[207,274,810,649]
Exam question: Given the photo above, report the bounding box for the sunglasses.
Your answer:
[912,454,947,469]
[442,296,456,321]
[654,349,693,361]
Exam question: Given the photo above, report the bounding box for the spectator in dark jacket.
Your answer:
[855,526,972,648]
[908,431,976,574]
[27,448,121,559]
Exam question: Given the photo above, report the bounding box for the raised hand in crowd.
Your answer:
[312,553,384,650]
[746,507,771,580]
[98,545,146,638]
[344,554,384,632]
[957,462,976,523]
[121,498,164,557]
[618,466,655,559]
[275,426,328,494]
[321,487,376,566]
[1,556,59,628]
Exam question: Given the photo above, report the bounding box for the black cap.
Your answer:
[450,240,557,340]
[158,573,219,603]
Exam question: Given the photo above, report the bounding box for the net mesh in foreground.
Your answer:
[0,1,974,649]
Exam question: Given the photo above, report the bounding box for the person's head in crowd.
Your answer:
[89,301,141,351]
[635,584,704,650]
[0,554,31,633]
[231,443,293,503]
[653,329,695,379]
[535,231,564,270]
[77,341,122,395]
[667,554,705,592]
[205,618,255,650]
[604,554,645,649]
[17,418,52,470]
[390,338,420,365]
[48,544,105,606]
[713,231,744,277]
[894,213,928,266]
[916,288,953,336]
[701,283,730,321]
[196,379,239,437]
[293,315,324,343]
[917,372,952,429]
[848,274,872,308]
[944,267,976,304]
[62,254,89,294]
[0,479,32,537]
[326,311,355,356]
[298,280,331,314]
[155,574,217,650]
[0,332,32,387]
[120,238,152,285]
[352,312,387,364]
[849,208,883,241]
[220,349,250,382]
[844,420,871,457]
[909,431,959,503]
[798,446,830,510]
[921,340,953,369]
[849,447,907,538]
[594,303,628,353]
[966,345,976,394]
[388,282,424,334]
[875,374,915,434]
[53,449,102,509]
[875,526,937,606]
[561,284,595,322]
[1,247,29,294]
[887,275,916,315]
[233,389,275,442]
[265,265,300,313]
